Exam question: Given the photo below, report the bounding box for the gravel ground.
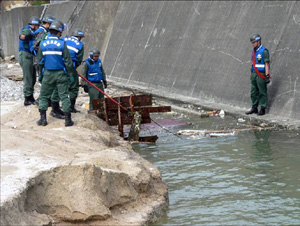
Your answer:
[0,75,24,102]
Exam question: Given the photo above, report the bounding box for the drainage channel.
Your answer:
[131,101,300,225]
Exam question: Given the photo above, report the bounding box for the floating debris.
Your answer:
[176,125,275,138]
[219,109,225,118]
[208,132,235,137]
[238,118,246,123]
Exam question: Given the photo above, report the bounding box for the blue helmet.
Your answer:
[250,34,261,43]
[89,48,100,57]
[29,16,41,25]
[49,20,64,32]
[72,28,85,37]
[42,15,56,24]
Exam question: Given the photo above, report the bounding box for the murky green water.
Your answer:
[132,110,300,225]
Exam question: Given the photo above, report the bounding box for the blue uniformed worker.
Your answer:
[51,28,85,116]
[81,48,108,110]
[245,34,270,116]
[31,15,56,107]
[32,15,56,56]
[19,16,41,106]
[36,20,75,127]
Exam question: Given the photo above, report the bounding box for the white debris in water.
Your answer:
[209,132,235,137]
[238,118,246,123]
[0,75,23,102]
[219,109,225,118]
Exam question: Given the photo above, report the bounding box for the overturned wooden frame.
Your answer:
[88,94,171,143]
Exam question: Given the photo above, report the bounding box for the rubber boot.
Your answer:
[36,110,48,126]
[47,98,52,107]
[50,101,65,119]
[245,107,258,115]
[70,98,80,113]
[35,97,39,106]
[65,112,74,127]
[29,95,39,105]
[257,108,265,116]
[24,96,34,106]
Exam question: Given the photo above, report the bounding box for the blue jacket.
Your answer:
[30,25,49,55]
[34,25,48,35]
[251,45,268,73]
[85,57,103,82]
[63,36,84,65]
[19,25,34,53]
[40,34,65,70]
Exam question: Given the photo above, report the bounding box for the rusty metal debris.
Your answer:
[88,94,171,143]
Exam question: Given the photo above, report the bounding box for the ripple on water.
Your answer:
[134,115,300,225]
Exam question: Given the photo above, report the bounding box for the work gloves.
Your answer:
[265,74,270,84]
[103,80,108,89]
[83,85,89,93]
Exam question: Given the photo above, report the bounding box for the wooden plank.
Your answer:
[129,95,135,112]
[98,105,171,112]
[91,96,170,126]
[125,135,158,144]
[103,99,109,123]
[92,99,105,111]
[118,97,124,137]
[105,94,153,108]
[105,111,151,126]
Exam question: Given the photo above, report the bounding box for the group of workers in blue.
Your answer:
[19,15,107,127]
[19,16,270,127]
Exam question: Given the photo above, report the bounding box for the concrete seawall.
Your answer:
[0,1,119,61]
[104,1,300,121]
[1,1,299,121]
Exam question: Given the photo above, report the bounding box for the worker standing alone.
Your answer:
[246,34,271,116]
[81,48,108,110]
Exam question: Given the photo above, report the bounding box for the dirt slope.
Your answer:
[0,103,168,225]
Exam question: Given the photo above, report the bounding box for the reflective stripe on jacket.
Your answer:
[251,44,267,73]
[85,57,103,82]
[40,35,65,70]
[63,36,83,64]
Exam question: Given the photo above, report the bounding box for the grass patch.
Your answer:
[30,0,50,6]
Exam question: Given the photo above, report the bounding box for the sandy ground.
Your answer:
[0,62,168,225]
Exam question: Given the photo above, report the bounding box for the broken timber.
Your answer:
[88,94,171,143]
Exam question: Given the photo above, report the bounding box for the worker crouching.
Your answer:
[81,48,108,110]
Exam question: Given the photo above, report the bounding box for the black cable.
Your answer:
[149,117,182,139]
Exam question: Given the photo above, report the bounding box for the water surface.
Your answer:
[133,111,300,225]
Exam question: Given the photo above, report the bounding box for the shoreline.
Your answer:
[0,100,169,225]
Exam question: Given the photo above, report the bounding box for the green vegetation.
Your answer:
[30,0,50,6]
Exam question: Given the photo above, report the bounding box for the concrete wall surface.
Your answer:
[41,0,119,62]
[104,1,300,120]
[1,1,299,121]
[0,0,119,61]
[0,5,43,57]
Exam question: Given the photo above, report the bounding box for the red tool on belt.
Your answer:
[252,50,271,80]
